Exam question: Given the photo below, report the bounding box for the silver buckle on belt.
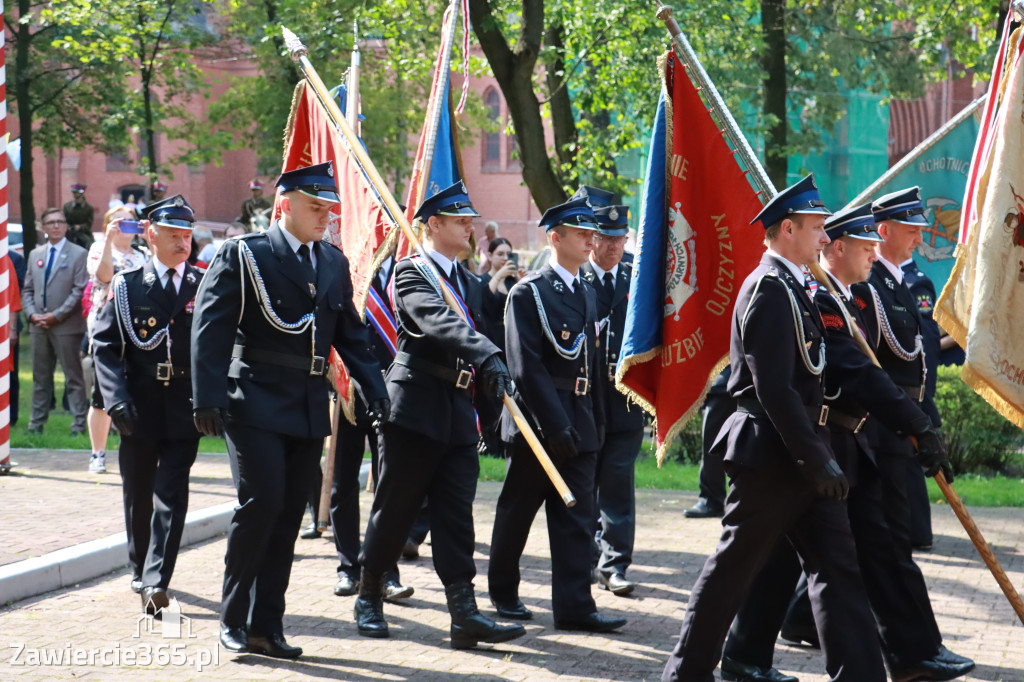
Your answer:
[310,356,326,376]
[853,414,868,434]
[608,365,616,381]
[156,363,173,382]
[455,369,473,389]
[575,377,589,396]
[817,405,830,426]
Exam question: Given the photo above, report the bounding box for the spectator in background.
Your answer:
[479,238,524,353]
[240,180,272,232]
[83,206,148,473]
[63,183,96,249]
[198,224,245,267]
[476,221,498,274]
[22,208,90,436]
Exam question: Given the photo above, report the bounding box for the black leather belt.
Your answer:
[232,344,326,376]
[131,363,191,381]
[552,376,590,396]
[826,408,868,434]
[736,398,828,426]
[394,351,473,389]
[899,384,925,402]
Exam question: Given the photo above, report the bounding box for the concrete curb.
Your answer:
[0,501,237,606]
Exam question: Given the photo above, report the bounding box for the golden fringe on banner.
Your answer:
[962,364,1024,430]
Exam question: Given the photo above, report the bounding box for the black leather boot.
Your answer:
[445,582,526,649]
[354,569,389,638]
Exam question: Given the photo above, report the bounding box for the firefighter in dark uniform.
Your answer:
[900,256,942,548]
[850,186,975,676]
[720,202,972,682]
[63,183,96,248]
[576,186,646,597]
[662,175,886,682]
[92,194,202,614]
[191,162,389,659]
[355,181,526,650]
[487,197,625,633]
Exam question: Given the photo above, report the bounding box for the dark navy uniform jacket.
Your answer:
[500,264,604,453]
[814,271,929,484]
[901,260,943,424]
[385,256,499,448]
[191,225,386,439]
[92,260,203,440]
[581,260,645,434]
[717,254,831,474]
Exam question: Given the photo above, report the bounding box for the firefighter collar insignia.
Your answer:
[553,279,565,293]
[885,277,895,290]
[144,272,156,285]
[186,271,197,285]
[583,270,594,282]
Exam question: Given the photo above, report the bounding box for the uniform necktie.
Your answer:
[448,265,463,297]
[297,244,316,284]
[602,271,615,299]
[43,247,57,308]
[164,269,177,307]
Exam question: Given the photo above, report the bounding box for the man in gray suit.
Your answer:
[22,207,89,435]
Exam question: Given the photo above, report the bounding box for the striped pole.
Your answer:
[0,12,12,473]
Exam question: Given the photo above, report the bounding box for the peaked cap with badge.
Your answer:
[276,161,340,203]
[539,197,600,232]
[871,187,928,226]
[824,202,882,242]
[571,185,617,209]
[414,181,481,220]
[141,194,196,231]
[750,173,832,229]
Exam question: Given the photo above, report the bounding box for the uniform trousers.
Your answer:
[28,329,88,431]
[875,436,942,648]
[119,435,199,588]
[360,424,478,586]
[221,424,323,635]
[695,378,733,511]
[330,417,379,580]
[730,456,938,668]
[594,428,644,576]
[489,438,598,619]
[661,462,885,682]
[904,454,934,546]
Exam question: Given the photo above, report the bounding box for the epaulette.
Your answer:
[518,270,543,285]
[234,231,263,240]
[118,263,146,278]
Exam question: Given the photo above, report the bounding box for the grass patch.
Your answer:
[927,473,1024,508]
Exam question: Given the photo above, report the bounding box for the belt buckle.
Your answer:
[607,365,616,381]
[574,377,589,396]
[455,369,473,389]
[854,414,868,434]
[817,405,829,426]
[156,363,173,382]
[310,355,326,376]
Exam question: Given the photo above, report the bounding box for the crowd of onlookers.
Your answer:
[8,183,529,472]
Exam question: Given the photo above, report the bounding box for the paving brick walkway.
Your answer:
[0,449,236,566]
[0,451,1021,680]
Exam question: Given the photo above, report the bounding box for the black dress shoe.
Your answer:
[890,656,970,682]
[130,578,143,594]
[141,587,169,615]
[333,574,358,597]
[219,624,248,653]
[780,621,820,649]
[683,500,725,518]
[491,597,533,620]
[598,572,636,596]
[554,611,626,633]
[721,655,798,682]
[299,523,322,540]
[383,576,414,602]
[248,632,302,659]
[401,539,420,559]
[934,646,975,673]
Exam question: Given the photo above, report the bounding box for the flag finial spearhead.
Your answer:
[1014,0,1024,21]
[281,26,307,60]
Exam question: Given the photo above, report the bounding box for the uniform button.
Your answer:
[275,299,282,305]
[169,320,174,325]
[796,459,805,466]
[609,331,615,337]
[315,306,319,312]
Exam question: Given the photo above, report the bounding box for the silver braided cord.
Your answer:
[237,240,316,335]
[783,283,826,376]
[527,282,586,360]
[868,284,923,362]
[113,275,170,351]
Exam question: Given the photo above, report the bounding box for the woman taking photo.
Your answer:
[479,237,525,352]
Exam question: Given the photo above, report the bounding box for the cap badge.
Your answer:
[460,180,468,194]
[174,196,184,207]
[327,162,334,178]
[609,208,619,221]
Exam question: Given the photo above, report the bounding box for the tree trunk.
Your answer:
[16,0,37,253]
[141,70,158,187]
[469,0,566,212]
[544,21,576,179]
[761,0,787,189]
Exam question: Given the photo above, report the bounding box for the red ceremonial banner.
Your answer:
[619,53,764,460]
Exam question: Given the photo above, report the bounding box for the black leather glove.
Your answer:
[368,398,391,430]
[939,462,954,484]
[478,355,513,402]
[909,417,948,477]
[547,426,580,462]
[811,460,850,500]
[108,402,138,437]
[193,407,225,438]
